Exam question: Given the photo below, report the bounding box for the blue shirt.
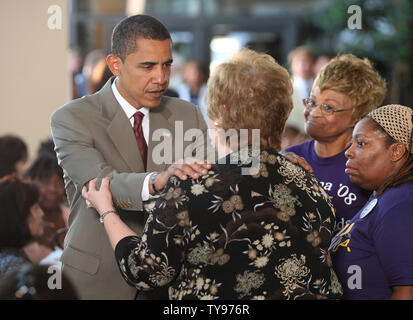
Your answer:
[329,182,413,299]
[286,140,371,232]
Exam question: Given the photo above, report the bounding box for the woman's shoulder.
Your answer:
[284,140,314,156]
[378,182,413,211]
[163,147,330,206]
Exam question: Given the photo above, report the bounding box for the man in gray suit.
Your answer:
[51,15,211,299]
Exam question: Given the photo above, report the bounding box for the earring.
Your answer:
[213,119,222,127]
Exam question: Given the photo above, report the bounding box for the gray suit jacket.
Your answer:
[51,77,211,299]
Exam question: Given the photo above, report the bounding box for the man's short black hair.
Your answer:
[111,14,171,61]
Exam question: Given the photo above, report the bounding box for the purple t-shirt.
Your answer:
[286,140,371,232]
[329,182,413,299]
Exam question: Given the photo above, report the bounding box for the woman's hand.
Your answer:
[82,177,137,250]
[82,177,114,215]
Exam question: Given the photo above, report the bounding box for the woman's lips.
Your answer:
[345,167,356,175]
[305,118,323,127]
[345,162,357,175]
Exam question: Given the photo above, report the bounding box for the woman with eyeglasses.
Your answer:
[285,54,387,233]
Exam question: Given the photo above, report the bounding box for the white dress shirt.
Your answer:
[111,78,154,201]
[292,75,314,100]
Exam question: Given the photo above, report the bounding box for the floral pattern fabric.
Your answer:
[115,148,343,299]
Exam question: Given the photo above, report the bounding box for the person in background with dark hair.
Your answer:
[82,50,106,95]
[37,138,56,157]
[0,264,78,300]
[330,104,413,299]
[0,135,28,179]
[25,154,69,250]
[51,14,212,299]
[0,178,50,278]
[88,57,113,94]
[177,60,209,125]
[69,48,87,99]
[36,138,68,204]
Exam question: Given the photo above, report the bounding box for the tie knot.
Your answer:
[133,111,144,125]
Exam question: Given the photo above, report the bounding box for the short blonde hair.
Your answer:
[206,49,293,151]
[313,54,387,122]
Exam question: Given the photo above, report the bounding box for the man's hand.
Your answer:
[281,151,314,174]
[151,158,211,194]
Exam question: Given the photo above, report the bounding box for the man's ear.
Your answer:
[106,54,122,76]
[390,142,407,162]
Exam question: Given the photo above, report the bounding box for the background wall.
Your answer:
[0,0,69,160]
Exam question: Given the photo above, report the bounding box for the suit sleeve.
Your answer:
[51,107,147,211]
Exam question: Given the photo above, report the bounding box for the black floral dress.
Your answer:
[115,148,343,299]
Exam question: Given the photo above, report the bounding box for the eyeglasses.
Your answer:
[302,98,352,116]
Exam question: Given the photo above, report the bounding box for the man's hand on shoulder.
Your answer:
[150,158,211,194]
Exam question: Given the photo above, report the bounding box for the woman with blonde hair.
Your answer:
[81,49,342,300]
[330,104,413,299]
[285,54,387,232]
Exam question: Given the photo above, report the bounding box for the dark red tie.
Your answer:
[133,111,147,170]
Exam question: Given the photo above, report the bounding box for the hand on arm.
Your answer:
[149,157,211,195]
[82,178,137,250]
[51,111,147,211]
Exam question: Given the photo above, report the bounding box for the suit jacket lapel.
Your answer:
[99,77,143,173]
[107,108,144,172]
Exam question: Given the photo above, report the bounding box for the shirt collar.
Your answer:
[111,77,149,119]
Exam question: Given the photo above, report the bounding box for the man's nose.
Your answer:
[154,66,167,84]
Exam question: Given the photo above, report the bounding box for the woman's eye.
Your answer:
[322,104,334,112]
[357,140,365,147]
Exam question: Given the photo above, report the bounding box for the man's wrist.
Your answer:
[151,172,161,194]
